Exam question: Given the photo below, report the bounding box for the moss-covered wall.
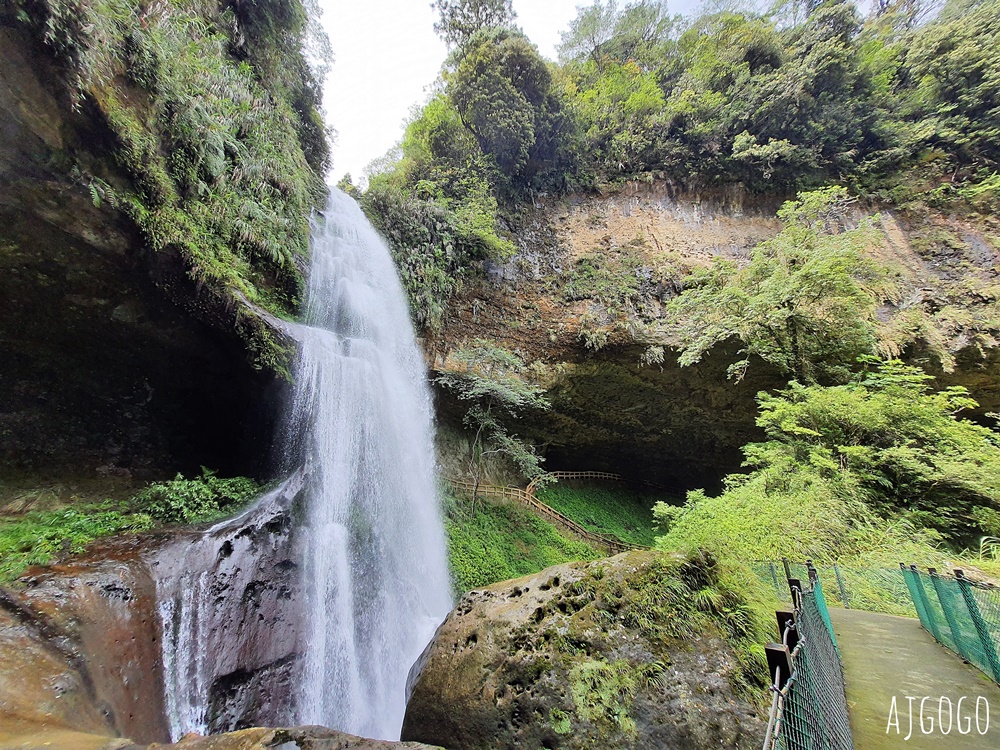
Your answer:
[0,0,327,478]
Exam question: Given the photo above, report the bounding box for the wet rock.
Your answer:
[153,477,307,734]
[4,536,173,744]
[161,726,442,749]
[402,550,766,750]
[0,479,310,746]
[0,724,442,750]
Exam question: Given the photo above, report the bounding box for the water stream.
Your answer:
[154,188,452,741]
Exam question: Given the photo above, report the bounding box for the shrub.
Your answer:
[0,504,153,582]
[135,469,260,524]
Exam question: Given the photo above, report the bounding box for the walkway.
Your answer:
[445,473,643,555]
[831,607,1000,749]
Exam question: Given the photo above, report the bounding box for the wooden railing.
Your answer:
[526,471,624,495]
[445,473,645,557]
[445,478,532,505]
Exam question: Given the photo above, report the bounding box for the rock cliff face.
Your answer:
[0,480,311,746]
[429,181,1000,489]
[0,537,172,744]
[0,19,290,482]
[153,477,307,736]
[402,550,767,750]
[428,185,787,488]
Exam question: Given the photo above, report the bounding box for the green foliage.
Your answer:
[437,341,550,489]
[752,360,1000,544]
[570,658,664,736]
[19,0,329,363]
[432,0,516,48]
[900,0,1000,167]
[563,249,643,311]
[362,184,478,330]
[0,504,153,583]
[536,483,663,547]
[659,359,1000,564]
[336,173,362,200]
[365,0,1000,329]
[134,469,260,524]
[620,553,770,682]
[450,28,570,187]
[443,490,598,593]
[556,0,996,190]
[666,187,898,383]
[361,90,520,328]
[559,1,675,71]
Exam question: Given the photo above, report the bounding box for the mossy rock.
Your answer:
[402,550,767,750]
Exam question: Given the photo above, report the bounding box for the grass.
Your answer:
[443,489,599,594]
[0,471,261,583]
[0,503,153,583]
[535,482,668,548]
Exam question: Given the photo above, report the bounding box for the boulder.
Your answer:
[402,550,767,750]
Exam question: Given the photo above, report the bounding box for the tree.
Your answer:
[665,187,898,383]
[558,1,674,68]
[432,0,516,48]
[657,359,1000,560]
[901,0,1000,166]
[558,1,620,70]
[748,360,1000,544]
[436,341,549,516]
[449,29,565,182]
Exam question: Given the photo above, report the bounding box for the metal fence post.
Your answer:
[769,562,781,598]
[900,564,929,627]
[909,565,945,645]
[833,563,850,609]
[955,570,1000,684]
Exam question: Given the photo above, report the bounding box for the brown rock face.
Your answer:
[402,551,766,750]
[0,723,442,750]
[152,477,307,734]
[0,537,172,745]
[0,479,309,746]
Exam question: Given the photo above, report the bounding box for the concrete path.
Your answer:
[830,607,1000,749]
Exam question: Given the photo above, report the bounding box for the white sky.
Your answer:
[317,1,701,184]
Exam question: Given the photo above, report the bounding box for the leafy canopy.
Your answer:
[432,0,517,48]
[666,187,898,383]
[658,359,1000,558]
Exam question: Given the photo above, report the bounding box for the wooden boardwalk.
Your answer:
[831,607,1000,748]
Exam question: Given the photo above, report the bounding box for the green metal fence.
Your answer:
[764,571,854,750]
[901,565,1000,685]
[755,559,1000,688]
[753,561,913,616]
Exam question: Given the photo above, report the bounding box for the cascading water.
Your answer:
[292,189,453,738]
[154,188,453,741]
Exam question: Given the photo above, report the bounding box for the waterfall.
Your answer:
[154,188,453,741]
[291,189,452,738]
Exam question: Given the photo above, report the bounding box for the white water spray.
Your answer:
[292,189,452,738]
[155,188,452,741]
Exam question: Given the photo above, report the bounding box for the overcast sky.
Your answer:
[316,0,703,185]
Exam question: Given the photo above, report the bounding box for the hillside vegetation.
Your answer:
[360,0,1000,336]
[364,0,1000,584]
[8,0,331,366]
